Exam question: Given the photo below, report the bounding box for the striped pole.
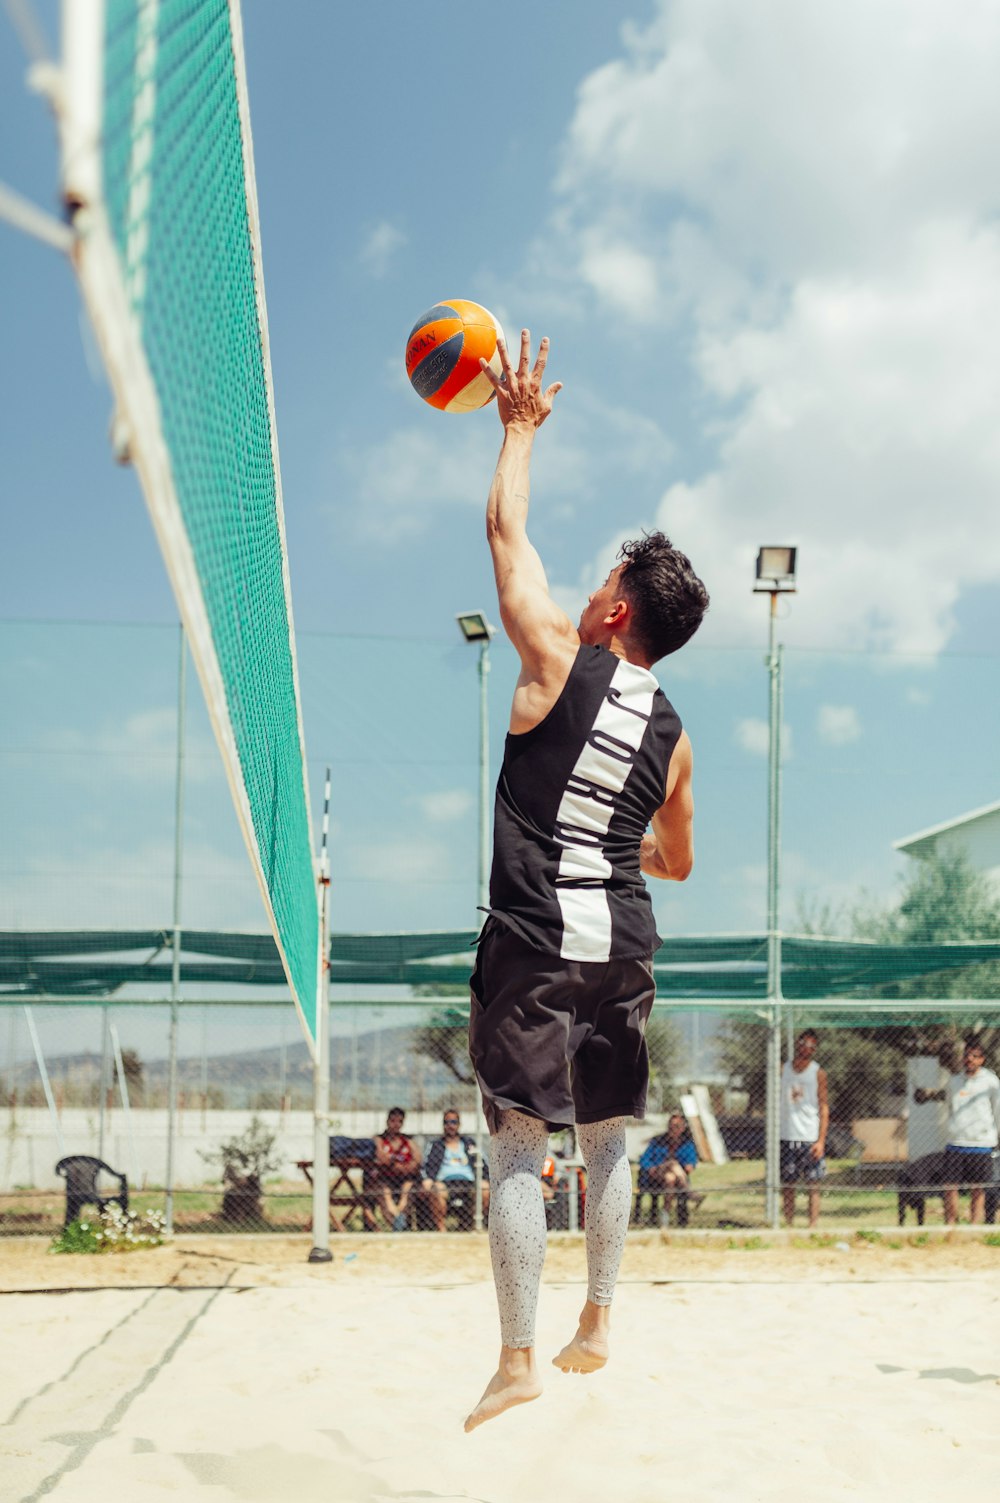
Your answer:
[308,768,333,1262]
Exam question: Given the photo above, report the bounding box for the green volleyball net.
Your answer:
[59,0,321,1049]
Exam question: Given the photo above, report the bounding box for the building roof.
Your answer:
[894,799,1000,859]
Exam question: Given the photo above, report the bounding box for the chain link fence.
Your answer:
[3,621,1000,1241]
[3,996,998,1239]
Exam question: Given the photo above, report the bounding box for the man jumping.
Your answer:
[464,331,709,1431]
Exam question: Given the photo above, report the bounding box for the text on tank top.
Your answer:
[489,644,682,962]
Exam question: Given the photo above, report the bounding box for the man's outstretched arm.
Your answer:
[480,331,573,680]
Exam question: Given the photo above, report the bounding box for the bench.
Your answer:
[632,1184,702,1228]
[297,1152,379,1233]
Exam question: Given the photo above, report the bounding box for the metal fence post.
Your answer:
[165,624,186,1237]
[765,618,785,1229]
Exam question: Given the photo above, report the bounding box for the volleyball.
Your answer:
[405,299,505,413]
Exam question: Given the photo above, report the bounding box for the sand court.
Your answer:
[2,1236,999,1502]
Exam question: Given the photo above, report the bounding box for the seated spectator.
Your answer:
[638,1111,698,1225]
[373,1106,421,1231]
[421,1108,489,1231]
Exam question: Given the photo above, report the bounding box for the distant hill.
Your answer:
[5,1022,469,1111]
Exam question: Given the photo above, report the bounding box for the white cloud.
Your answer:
[34,708,216,787]
[720,850,877,929]
[557,0,1000,299]
[545,1,1000,657]
[577,233,661,319]
[415,790,473,824]
[735,717,792,759]
[654,223,1000,653]
[817,704,861,746]
[349,838,457,886]
[735,719,769,757]
[344,394,670,541]
[0,838,260,929]
[359,221,407,277]
[345,423,498,538]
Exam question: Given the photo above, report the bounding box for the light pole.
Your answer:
[753,547,797,1228]
[456,609,496,1232]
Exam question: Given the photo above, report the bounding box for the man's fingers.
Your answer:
[545,380,563,401]
[532,335,550,380]
[517,327,531,377]
[496,334,516,384]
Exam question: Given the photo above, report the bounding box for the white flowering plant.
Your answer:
[50,1204,166,1254]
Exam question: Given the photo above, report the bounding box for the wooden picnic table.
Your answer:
[296,1154,377,1233]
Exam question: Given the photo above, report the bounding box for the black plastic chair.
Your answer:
[55,1155,129,1227]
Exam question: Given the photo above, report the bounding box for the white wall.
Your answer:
[935,816,1000,884]
[1,1107,669,1190]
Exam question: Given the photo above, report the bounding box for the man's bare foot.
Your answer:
[552,1301,610,1374]
[464,1349,542,1433]
[552,1330,608,1373]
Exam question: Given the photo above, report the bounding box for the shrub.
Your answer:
[200,1115,282,1225]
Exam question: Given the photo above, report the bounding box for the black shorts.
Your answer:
[944,1146,997,1187]
[468,916,655,1134]
[780,1140,825,1184]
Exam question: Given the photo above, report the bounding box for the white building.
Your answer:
[894,799,1000,885]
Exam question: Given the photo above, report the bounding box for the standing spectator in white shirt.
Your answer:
[920,1040,1000,1225]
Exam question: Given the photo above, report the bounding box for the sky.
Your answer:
[3,0,1000,983]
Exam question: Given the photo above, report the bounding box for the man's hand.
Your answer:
[809,1141,824,1161]
[481,329,562,433]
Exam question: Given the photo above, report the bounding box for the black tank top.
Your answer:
[488,644,682,962]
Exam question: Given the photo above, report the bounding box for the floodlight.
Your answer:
[753,546,797,593]
[455,610,496,643]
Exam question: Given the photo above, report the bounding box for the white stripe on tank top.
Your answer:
[553,658,656,962]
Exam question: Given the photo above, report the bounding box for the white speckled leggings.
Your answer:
[488,1109,631,1349]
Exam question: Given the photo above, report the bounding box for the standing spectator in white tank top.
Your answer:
[779,1030,829,1228]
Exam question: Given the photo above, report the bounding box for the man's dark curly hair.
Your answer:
[617,531,709,662]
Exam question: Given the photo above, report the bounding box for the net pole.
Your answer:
[308,769,333,1263]
[165,624,186,1237]
[60,0,103,213]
